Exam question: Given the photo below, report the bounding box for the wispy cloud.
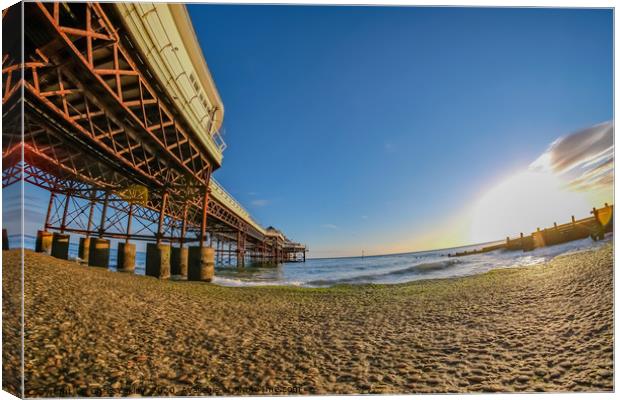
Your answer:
[530,121,613,194]
[321,223,338,230]
[250,199,269,207]
[361,215,368,220]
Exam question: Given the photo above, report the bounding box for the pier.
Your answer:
[450,204,613,257]
[2,3,306,279]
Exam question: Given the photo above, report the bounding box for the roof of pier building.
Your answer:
[114,3,226,167]
[265,227,287,242]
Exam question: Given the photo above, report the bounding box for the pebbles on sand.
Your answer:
[1,244,613,396]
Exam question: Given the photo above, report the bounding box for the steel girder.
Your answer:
[2,2,274,254]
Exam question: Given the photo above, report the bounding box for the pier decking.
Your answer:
[2,2,306,278]
[450,204,613,257]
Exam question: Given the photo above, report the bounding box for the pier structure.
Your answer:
[2,2,306,279]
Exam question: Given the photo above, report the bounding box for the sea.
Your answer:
[16,233,612,288]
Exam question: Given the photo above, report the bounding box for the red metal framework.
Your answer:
[2,2,305,265]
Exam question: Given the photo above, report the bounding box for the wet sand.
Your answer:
[3,244,614,396]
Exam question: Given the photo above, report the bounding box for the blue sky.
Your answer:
[187,6,613,257]
[7,7,612,259]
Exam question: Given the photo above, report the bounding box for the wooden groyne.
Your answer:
[450,204,613,257]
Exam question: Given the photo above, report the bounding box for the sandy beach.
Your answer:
[2,244,613,396]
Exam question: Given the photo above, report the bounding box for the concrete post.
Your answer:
[188,246,215,282]
[146,243,171,279]
[117,242,136,273]
[51,233,70,259]
[35,230,53,254]
[2,229,8,250]
[236,231,245,268]
[171,246,189,278]
[89,238,110,268]
[78,237,91,262]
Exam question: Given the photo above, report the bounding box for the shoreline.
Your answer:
[214,239,611,289]
[2,244,614,395]
[10,236,609,289]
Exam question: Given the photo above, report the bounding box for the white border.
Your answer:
[0,1,615,399]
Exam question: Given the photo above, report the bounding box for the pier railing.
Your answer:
[115,3,227,163]
[209,178,265,235]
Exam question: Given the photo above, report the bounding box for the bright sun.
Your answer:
[470,170,591,244]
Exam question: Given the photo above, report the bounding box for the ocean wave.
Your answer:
[305,258,462,286]
[212,276,304,287]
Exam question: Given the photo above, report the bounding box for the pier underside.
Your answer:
[2,2,305,274]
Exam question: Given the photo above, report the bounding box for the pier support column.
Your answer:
[51,233,70,260]
[236,231,245,268]
[117,242,136,273]
[188,182,213,282]
[188,246,215,282]
[35,230,53,254]
[173,206,189,279]
[146,243,171,279]
[78,237,91,262]
[171,246,189,278]
[2,229,8,250]
[89,238,110,268]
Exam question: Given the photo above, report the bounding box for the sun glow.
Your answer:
[470,170,591,244]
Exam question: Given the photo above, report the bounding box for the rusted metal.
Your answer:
[60,192,71,233]
[98,192,110,238]
[180,206,188,247]
[44,192,56,230]
[2,2,305,262]
[200,186,209,248]
[156,191,169,244]
[126,203,134,243]
[85,190,96,238]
